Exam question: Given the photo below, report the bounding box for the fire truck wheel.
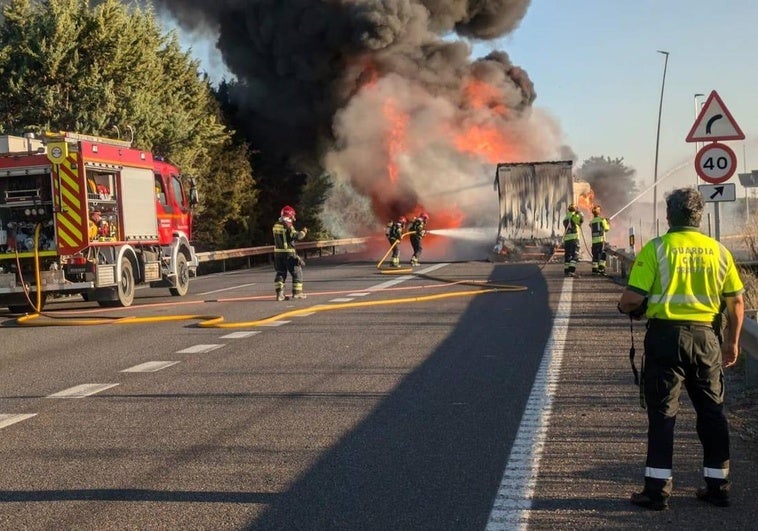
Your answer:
[169,253,190,297]
[116,257,135,306]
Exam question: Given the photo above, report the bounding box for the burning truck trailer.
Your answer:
[492,160,574,261]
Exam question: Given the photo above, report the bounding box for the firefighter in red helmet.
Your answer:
[273,205,308,301]
[385,216,407,267]
[409,212,429,266]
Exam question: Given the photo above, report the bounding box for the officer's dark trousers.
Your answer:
[563,239,579,274]
[642,320,730,494]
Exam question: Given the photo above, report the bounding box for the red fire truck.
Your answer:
[0,132,199,312]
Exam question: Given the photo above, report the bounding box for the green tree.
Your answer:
[0,0,258,250]
[577,156,637,215]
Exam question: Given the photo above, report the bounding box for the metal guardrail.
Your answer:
[194,237,370,269]
[606,245,758,390]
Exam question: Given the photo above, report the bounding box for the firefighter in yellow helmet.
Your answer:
[618,188,744,510]
[562,203,583,277]
[590,205,611,275]
[273,205,308,301]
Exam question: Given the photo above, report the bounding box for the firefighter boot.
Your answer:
[391,258,400,268]
[410,256,419,266]
[276,289,286,302]
[292,291,307,300]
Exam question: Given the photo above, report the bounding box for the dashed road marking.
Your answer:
[220,331,261,339]
[486,278,572,530]
[0,413,37,429]
[329,298,354,303]
[46,383,119,399]
[347,292,370,297]
[261,321,290,327]
[121,361,180,373]
[176,344,225,354]
[197,283,256,295]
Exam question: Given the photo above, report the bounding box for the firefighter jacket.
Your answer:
[590,215,610,244]
[273,217,307,255]
[626,226,744,322]
[410,218,426,238]
[562,211,583,242]
[386,221,403,242]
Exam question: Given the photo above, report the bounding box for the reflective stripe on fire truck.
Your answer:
[52,153,86,251]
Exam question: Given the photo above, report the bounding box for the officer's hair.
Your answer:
[666,187,703,227]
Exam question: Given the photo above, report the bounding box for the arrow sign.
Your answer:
[697,183,736,202]
[686,91,745,142]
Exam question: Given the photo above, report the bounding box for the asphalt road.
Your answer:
[0,249,755,530]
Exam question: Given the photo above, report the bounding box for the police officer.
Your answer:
[618,187,744,510]
[562,204,583,277]
[386,216,406,267]
[589,205,610,275]
[273,205,308,301]
[409,212,429,266]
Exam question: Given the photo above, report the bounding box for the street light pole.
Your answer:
[653,50,670,237]
[693,93,704,188]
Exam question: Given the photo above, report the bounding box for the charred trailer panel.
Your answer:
[494,161,574,241]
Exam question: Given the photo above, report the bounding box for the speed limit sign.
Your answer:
[695,142,737,184]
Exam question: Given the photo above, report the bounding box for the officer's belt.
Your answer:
[646,318,713,329]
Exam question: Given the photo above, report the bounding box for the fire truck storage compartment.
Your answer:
[0,169,56,253]
[119,166,159,241]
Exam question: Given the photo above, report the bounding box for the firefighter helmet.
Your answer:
[398,216,407,224]
[567,204,576,212]
[418,212,429,221]
[591,205,601,215]
[281,205,296,220]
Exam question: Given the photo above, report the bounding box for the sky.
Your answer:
[485,0,758,200]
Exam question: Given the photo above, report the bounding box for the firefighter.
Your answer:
[562,204,583,277]
[273,205,308,301]
[409,212,429,266]
[618,188,744,511]
[589,205,611,275]
[385,216,406,267]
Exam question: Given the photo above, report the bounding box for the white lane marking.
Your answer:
[0,413,37,429]
[368,262,450,290]
[347,293,370,297]
[292,312,315,317]
[176,344,225,354]
[197,283,256,296]
[329,298,354,303]
[261,321,290,327]
[221,331,261,339]
[486,277,572,530]
[121,361,180,373]
[46,383,119,399]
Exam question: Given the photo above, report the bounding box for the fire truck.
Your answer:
[0,132,199,312]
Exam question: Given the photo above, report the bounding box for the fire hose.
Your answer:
[11,228,528,327]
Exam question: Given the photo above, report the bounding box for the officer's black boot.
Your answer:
[631,478,671,511]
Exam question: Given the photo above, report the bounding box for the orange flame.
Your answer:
[463,79,509,117]
[576,189,595,214]
[383,99,409,186]
[453,124,517,164]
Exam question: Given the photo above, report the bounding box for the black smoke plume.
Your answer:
[150,1,569,235]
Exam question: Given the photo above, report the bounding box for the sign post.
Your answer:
[686,90,744,241]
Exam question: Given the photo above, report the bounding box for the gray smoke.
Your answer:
[150,1,569,236]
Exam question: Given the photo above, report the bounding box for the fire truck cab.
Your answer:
[0,132,199,312]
